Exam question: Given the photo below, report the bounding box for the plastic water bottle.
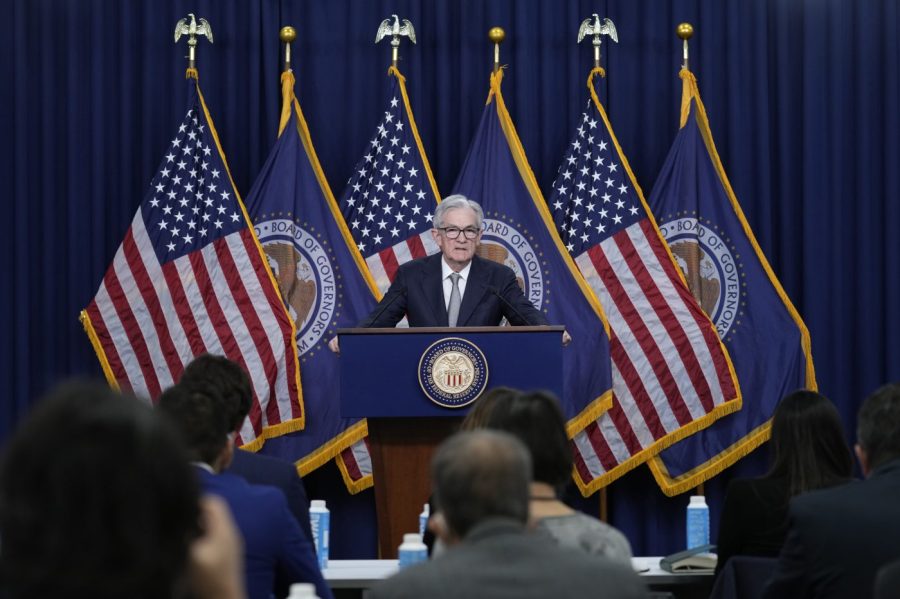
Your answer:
[686,495,710,549]
[286,582,319,599]
[418,503,430,537]
[309,499,330,569]
[398,532,428,569]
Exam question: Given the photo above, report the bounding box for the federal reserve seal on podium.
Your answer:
[418,338,489,408]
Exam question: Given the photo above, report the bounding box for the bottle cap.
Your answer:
[403,533,423,544]
[311,499,326,508]
[689,495,706,505]
[422,503,430,514]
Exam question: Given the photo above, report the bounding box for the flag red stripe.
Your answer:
[122,230,184,384]
[160,261,210,359]
[407,234,427,260]
[612,230,700,424]
[639,219,735,408]
[379,247,400,282]
[238,229,302,418]
[188,247,263,437]
[607,333,663,443]
[102,265,162,399]
[572,441,595,484]
[211,237,281,426]
[339,447,363,481]
[85,299,132,392]
[587,244,672,434]
[584,420,619,472]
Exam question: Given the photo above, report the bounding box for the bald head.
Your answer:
[431,430,531,538]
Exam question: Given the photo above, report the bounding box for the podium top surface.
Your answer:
[338,325,565,335]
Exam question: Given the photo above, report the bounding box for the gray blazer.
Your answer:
[368,518,646,599]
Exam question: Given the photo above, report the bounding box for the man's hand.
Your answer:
[328,336,340,354]
[562,330,572,346]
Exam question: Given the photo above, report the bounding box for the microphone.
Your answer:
[362,285,407,327]
[480,283,532,326]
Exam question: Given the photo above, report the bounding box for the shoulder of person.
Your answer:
[789,478,859,516]
[369,560,446,599]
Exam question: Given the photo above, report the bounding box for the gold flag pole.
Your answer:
[677,23,694,70]
[577,14,618,72]
[281,26,297,71]
[375,14,417,68]
[488,27,505,74]
[174,13,213,76]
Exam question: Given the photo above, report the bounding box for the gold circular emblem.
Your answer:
[418,337,489,408]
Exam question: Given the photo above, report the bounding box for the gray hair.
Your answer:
[431,430,531,538]
[433,195,484,229]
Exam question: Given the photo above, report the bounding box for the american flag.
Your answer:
[81,80,303,450]
[546,71,740,490]
[339,67,441,294]
[335,67,442,486]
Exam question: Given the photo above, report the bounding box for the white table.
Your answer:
[324,557,712,589]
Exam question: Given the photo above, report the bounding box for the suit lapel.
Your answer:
[420,254,447,326]
[457,256,488,326]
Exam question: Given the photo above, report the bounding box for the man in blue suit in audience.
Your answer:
[368,430,645,599]
[764,383,900,599]
[158,385,333,599]
[179,354,313,539]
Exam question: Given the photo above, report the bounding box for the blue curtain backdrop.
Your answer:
[2,0,898,557]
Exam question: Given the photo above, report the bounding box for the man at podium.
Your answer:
[363,195,548,328]
[330,196,550,354]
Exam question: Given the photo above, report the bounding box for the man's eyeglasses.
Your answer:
[438,227,480,240]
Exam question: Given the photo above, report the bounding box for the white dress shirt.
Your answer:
[441,258,472,309]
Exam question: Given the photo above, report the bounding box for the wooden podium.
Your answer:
[338,326,564,557]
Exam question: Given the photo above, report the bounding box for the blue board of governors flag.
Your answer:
[646,69,816,495]
[245,71,380,492]
[81,71,303,451]
[452,69,614,496]
[335,66,443,489]
[545,68,740,493]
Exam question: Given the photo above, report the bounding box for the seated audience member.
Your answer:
[716,390,853,575]
[178,353,313,539]
[0,381,245,599]
[763,383,900,599]
[369,430,645,599]
[424,386,517,555]
[485,390,633,566]
[157,385,333,599]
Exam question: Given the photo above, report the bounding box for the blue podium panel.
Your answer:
[339,326,564,418]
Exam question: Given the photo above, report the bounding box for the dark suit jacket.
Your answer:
[227,449,313,540]
[763,459,900,599]
[875,559,900,599]
[716,476,792,576]
[368,518,646,599]
[361,254,549,327]
[197,469,333,599]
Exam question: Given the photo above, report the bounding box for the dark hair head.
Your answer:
[157,384,231,465]
[484,390,572,489]
[768,389,853,496]
[857,383,900,470]
[460,386,520,432]
[432,430,531,538]
[0,380,200,599]
[179,354,252,431]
